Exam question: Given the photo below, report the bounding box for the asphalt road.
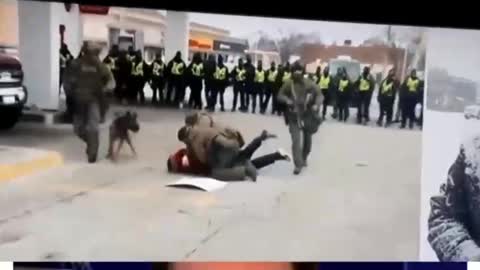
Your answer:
[0,100,422,261]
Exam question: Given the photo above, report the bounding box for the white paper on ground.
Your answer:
[0,262,13,270]
[469,262,480,270]
[166,177,228,192]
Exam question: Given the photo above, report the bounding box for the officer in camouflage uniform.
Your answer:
[428,135,480,261]
[63,42,115,163]
[277,62,323,175]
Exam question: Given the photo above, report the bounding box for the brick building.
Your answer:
[300,43,407,79]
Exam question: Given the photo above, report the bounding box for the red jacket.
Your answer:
[168,148,211,176]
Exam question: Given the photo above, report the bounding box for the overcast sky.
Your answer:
[427,28,480,82]
[188,12,388,45]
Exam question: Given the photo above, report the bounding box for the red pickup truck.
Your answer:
[0,53,27,130]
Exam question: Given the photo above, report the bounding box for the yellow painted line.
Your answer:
[0,151,64,181]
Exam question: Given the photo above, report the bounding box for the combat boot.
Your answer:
[293,167,302,175]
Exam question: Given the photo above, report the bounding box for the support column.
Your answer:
[18,1,82,110]
[164,11,189,63]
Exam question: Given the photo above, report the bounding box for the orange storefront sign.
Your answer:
[189,38,213,50]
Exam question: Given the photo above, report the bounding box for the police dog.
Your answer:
[107,111,140,162]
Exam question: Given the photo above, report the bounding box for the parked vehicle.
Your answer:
[0,53,27,130]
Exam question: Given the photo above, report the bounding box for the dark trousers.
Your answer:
[209,134,280,169]
[261,82,275,113]
[63,94,75,121]
[127,76,138,103]
[112,71,120,99]
[116,74,129,102]
[232,82,245,111]
[209,81,226,110]
[151,76,165,104]
[321,89,330,118]
[188,77,203,109]
[337,92,350,122]
[244,81,254,109]
[378,96,394,125]
[272,86,281,115]
[418,103,423,126]
[357,91,371,123]
[401,96,418,128]
[136,77,146,104]
[250,82,264,113]
[204,79,214,108]
[167,75,184,106]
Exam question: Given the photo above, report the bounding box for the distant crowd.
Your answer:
[60,43,424,129]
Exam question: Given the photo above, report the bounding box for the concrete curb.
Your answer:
[0,150,64,181]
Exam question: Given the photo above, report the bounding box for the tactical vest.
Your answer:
[171,62,184,75]
[131,62,144,76]
[381,80,394,95]
[268,70,277,82]
[282,72,291,83]
[339,79,349,92]
[255,70,265,83]
[406,77,419,92]
[192,63,203,77]
[153,62,165,77]
[359,77,371,91]
[319,75,331,90]
[214,66,227,81]
[235,67,246,82]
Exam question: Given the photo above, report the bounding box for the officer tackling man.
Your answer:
[277,61,323,175]
[63,42,115,163]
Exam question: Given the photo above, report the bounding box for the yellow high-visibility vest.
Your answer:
[171,62,184,75]
[153,62,165,77]
[359,78,371,91]
[214,66,227,80]
[235,67,246,81]
[131,62,144,76]
[319,75,331,90]
[192,63,203,77]
[406,77,419,92]
[381,80,394,95]
[268,70,277,82]
[339,79,349,92]
[282,72,291,83]
[255,70,265,83]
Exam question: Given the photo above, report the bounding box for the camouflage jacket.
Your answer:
[63,56,115,104]
[428,135,480,261]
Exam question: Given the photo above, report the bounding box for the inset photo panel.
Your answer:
[1,1,425,261]
[420,28,480,261]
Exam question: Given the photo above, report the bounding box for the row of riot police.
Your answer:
[97,44,423,129]
[185,54,294,114]
[306,65,423,129]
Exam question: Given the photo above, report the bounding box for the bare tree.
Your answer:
[276,31,322,63]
